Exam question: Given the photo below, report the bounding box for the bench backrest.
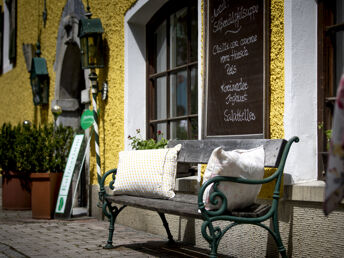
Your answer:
[167,139,287,168]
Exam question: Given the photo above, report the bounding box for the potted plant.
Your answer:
[0,123,32,210]
[0,122,74,217]
[29,124,74,219]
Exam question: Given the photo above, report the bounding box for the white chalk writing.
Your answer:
[224,64,237,75]
[211,0,227,23]
[220,78,248,93]
[225,92,248,105]
[224,108,256,122]
[213,5,259,34]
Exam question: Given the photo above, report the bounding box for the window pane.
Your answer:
[336,0,344,24]
[191,66,198,114]
[156,123,167,140]
[190,5,198,62]
[170,70,187,117]
[190,118,198,139]
[170,7,187,68]
[156,77,167,119]
[335,1,344,93]
[335,31,344,94]
[171,120,187,139]
[154,21,166,73]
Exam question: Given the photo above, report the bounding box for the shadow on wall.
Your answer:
[265,202,293,257]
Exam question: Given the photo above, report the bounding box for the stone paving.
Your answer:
[0,187,214,257]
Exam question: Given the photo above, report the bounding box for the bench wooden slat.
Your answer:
[106,194,202,219]
[167,139,287,167]
[105,194,271,219]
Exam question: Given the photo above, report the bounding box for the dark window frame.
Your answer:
[318,0,343,179]
[146,0,198,140]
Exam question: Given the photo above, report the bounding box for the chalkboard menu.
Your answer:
[205,0,268,137]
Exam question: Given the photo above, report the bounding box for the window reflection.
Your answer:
[170,70,188,117]
[171,120,187,139]
[154,21,167,73]
[191,67,198,114]
[156,77,167,119]
[170,7,187,68]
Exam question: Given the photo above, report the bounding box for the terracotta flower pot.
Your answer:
[30,172,63,219]
[1,171,32,210]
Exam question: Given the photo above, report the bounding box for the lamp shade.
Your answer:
[78,17,104,69]
[30,57,50,105]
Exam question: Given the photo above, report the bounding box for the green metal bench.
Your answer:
[98,136,298,257]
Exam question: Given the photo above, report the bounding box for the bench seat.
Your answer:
[105,193,271,219]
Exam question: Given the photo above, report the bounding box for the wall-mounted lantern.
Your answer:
[78,1,105,186]
[29,42,49,106]
[78,16,104,69]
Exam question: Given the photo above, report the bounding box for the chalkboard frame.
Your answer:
[203,0,270,139]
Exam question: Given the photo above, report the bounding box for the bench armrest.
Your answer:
[99,168,117,203]
[198,136,299,218]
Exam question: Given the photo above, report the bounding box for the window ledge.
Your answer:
[284,181,327,203]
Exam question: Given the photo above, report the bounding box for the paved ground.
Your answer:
[0,187,214,257]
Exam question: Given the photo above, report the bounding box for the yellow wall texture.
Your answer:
[0,0,67,125]
[269,0,285,139]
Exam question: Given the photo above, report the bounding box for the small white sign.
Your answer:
[55,134,84,214]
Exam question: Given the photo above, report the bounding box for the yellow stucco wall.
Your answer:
[269,0,284,139]
[0,0,67,125]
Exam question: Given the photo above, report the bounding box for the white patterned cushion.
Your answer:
[112,144,181,199]
[203,146,264,211]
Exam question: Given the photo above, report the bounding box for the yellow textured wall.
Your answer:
[269,0,284,139]
[88,0,136,184]
[0,0,67,125]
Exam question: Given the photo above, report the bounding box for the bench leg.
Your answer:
[201,221,223,258]
[272,212,287,258]
[103,201,127,249]
[158,212,175,244]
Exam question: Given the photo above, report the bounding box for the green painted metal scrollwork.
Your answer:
[198,136,299,258]
[98,168,127,249]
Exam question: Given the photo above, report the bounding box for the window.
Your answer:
[2,0,16,74]
[146,0,198,140]
[318,0,344,178]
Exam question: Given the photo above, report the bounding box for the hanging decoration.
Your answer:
[28,0,50,106]
[29,42,49,106]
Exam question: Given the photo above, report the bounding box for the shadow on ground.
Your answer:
[113,241,234,258]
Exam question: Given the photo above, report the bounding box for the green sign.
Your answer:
[80,109,94,130]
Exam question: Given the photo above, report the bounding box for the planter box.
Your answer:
[1,171,31,210]
[31,172,63,219]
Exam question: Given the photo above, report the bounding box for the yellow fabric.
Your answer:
[113,145,181,199]
[258,167,284,199]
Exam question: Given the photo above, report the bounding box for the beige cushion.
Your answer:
[113,144,181,199]
[203,146,264,211]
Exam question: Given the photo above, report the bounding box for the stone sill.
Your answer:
[284,181,327,203]
[176,176,332,204]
